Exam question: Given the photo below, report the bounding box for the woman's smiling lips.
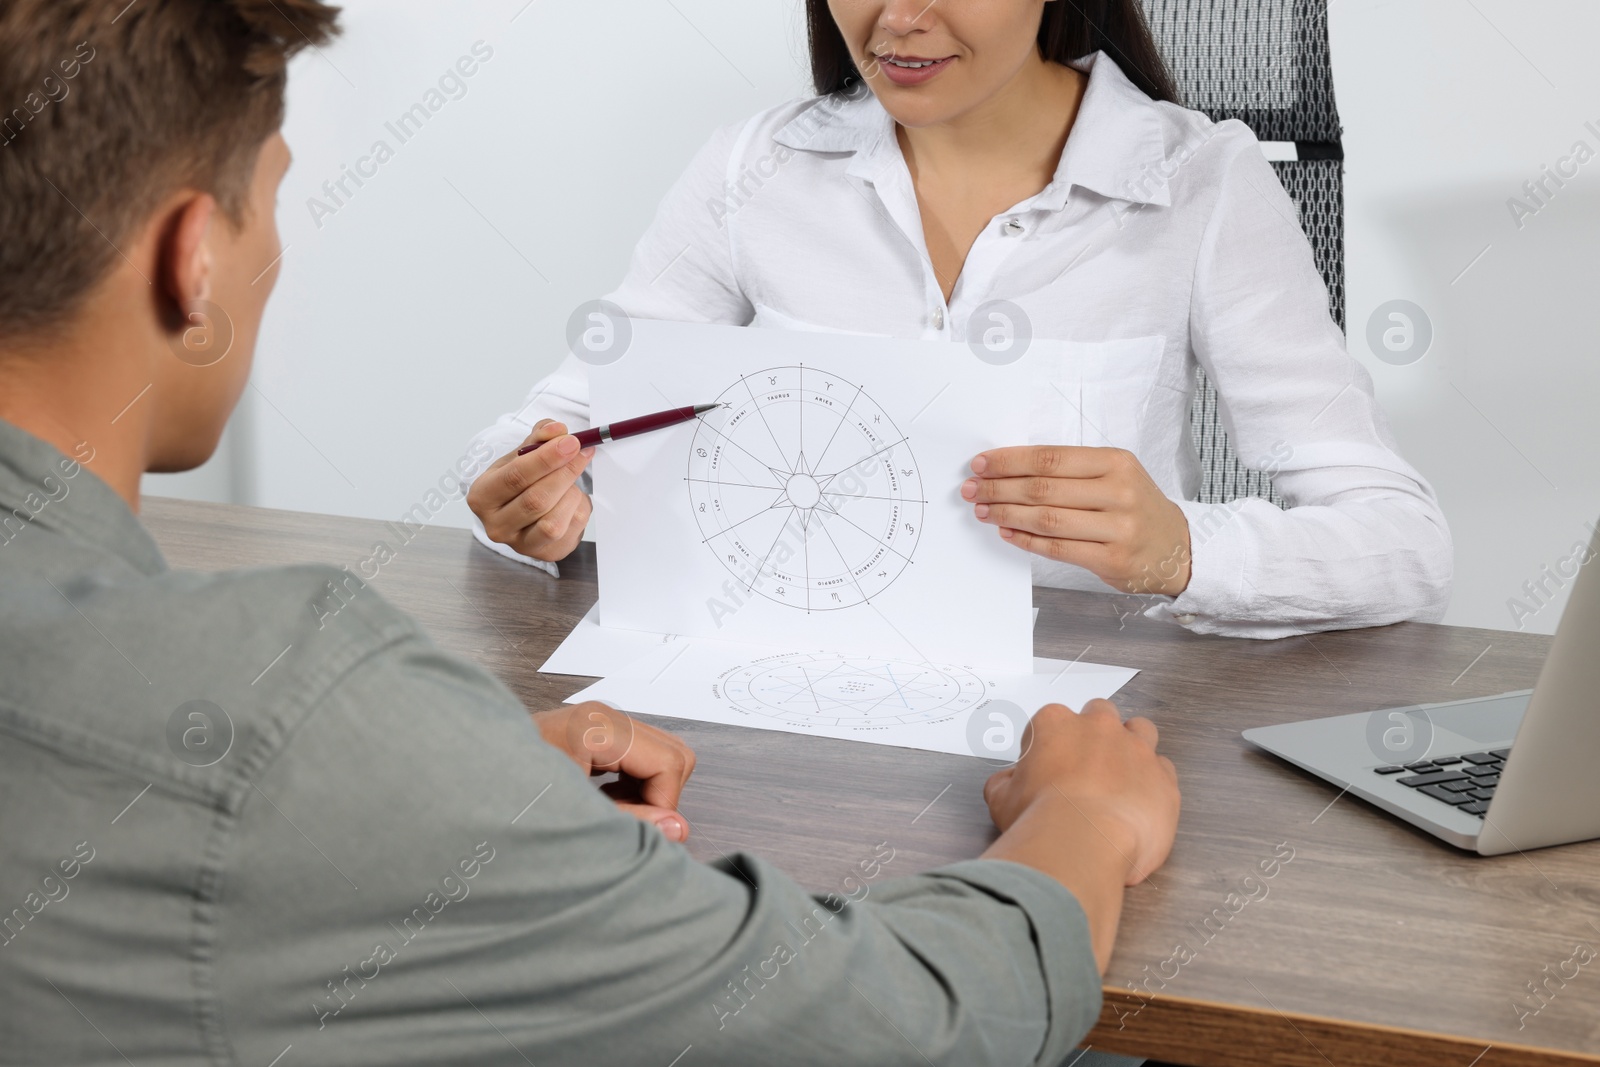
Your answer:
[874,52,955,86]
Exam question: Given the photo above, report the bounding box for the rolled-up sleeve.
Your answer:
[216,620,1101,1067]
[1152,128,1453,638]
[857,859,1105,1066]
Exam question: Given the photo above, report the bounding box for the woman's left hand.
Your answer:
[961,446,1193,596]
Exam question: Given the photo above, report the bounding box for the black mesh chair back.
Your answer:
[1138,0,1345,505]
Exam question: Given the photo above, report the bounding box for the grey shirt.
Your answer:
[0,418,1101,1066]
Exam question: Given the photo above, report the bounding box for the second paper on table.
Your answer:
[589,320,1046,673]
[565,636,1139,758]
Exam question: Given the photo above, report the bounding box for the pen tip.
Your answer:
[693,403,723,415]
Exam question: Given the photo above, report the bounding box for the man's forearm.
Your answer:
[980,795,1130,974]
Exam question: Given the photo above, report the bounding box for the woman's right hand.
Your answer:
[466,420,594,562]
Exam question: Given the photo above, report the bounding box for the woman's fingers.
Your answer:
[974,502,1123,542]
[963,473,1131,511]
[475,421,559,491]
[970,445,1122,480]
[474,426,581,511]
[964,443,1192,595]
[463,420,597,561]
[496,436,587,512]
[994,526,1111,569]
[520,484,588,551]
[486,445,589,538]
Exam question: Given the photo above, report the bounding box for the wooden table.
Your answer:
[143,497,1600,1067]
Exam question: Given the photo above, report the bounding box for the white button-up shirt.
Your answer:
[468,52,1452,639]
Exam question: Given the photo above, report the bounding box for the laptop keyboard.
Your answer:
[1372,749,1509,818]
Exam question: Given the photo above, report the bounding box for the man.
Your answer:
[0,2,1179,1065]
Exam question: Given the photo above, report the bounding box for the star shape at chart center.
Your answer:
[761,662,950,714]
[772,451,837,529]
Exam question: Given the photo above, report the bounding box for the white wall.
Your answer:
[151,0,812,526]
[148,0,1600,636]
[1333,0,1600,634]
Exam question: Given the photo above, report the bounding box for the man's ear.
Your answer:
[159,194,219,325]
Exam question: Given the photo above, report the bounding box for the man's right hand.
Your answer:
[467,420,594,562]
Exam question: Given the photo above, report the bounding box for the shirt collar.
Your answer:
[772,80,886,164]
[773,51,1176,208]
[0,417,166,577]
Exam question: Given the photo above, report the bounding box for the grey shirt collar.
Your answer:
[0,417,166,577]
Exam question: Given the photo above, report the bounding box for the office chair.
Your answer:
[1139,0,1346,506]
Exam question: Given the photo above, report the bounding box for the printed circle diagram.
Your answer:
[719,652,987,727]
[687,366,925,610]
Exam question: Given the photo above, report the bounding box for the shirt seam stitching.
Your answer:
[192,623,430,1066]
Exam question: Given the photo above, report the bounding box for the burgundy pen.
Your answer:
[517,403,722,455]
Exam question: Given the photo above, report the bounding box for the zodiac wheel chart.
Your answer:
[686,365,925,611]
[717,652,988,727]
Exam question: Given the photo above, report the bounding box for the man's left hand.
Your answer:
[533,702,697,842]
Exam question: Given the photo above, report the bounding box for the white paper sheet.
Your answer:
[539,606,1043,680]
[564,637,1139,758]
[588,320,1041,673]
[538,606,681,677]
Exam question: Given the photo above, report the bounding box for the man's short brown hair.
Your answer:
[0,0,341,340]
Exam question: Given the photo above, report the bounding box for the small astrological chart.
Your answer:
[686,365,925,611]
[718,652,987,728]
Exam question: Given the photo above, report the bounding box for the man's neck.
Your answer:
[0,334,152,514]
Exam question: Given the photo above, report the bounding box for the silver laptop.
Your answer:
[1244,525,1600,855]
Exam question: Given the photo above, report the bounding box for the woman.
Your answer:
[464,0,1452,640]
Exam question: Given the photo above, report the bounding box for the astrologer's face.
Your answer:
[826,0,1054,128]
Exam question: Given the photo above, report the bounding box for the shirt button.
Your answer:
[932,308,945,330]
[1174,613,1197,624]
[1002,217,1025,237]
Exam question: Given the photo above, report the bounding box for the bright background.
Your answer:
[149,0,1600,635]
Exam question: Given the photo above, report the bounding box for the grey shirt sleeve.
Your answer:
[216,627,1102,1067]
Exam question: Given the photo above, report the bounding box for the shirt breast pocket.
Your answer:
[1022,335,1169,452]
[749,303,888,337]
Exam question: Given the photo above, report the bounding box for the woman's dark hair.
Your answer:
[805,0,1179,104]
